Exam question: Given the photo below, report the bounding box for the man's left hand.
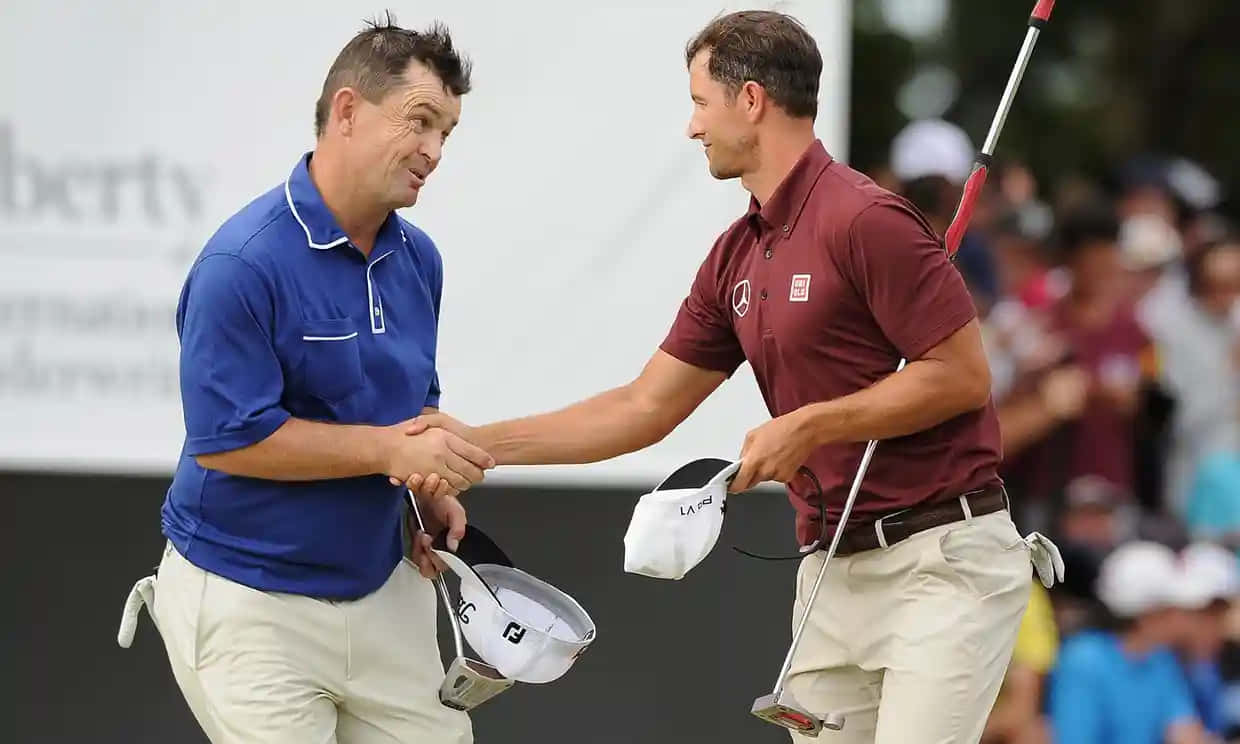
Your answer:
[408,491,467,579]
[730,409,817,492]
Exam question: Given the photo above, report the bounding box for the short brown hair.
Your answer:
[685,11,821,119]
[314,12,472,137]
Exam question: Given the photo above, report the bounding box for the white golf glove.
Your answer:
[1023,532,1065,589]
[117,574,157,648]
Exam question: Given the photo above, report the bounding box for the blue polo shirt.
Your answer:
[1048,630,1199,744]
[160,153,443,600]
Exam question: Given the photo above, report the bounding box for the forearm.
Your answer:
[998,393,1060,456]
[801,357,989,446]
[196,417,389,481]
[476,385,670,466]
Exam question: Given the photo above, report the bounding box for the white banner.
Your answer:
[0,0,851,484]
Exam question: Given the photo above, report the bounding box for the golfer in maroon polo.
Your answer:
[409,11,1033,743]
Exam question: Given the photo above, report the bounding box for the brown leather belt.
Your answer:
[817,484,1009,557]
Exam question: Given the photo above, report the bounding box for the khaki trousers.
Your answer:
[786,509,1032,744]
[150,542,471,744]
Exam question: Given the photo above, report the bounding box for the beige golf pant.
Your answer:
[786,509,1032,744]
[150,542,471,744]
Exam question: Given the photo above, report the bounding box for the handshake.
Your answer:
[382,411,494,500]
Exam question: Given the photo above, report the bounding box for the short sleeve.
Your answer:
[846,201,978,360]
[177,255,290,455]
[659,254,746,375]
[425,246,444,409]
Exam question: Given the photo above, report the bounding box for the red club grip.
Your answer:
[1031,0,1055,23]
[944,164,989,259]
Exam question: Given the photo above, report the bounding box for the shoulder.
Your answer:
[814,161,936,238]
[196,183,297,275]
[396,216,443,277]
[1056,631,1116,673]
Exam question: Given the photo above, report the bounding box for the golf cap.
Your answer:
[1095,540,1200,617]
[889,118,975,185]
[432,526,596,684]
[1175,542,1240,610]
[622,458,740,580]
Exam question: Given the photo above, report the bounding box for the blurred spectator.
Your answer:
[889,118,1000,307]
[1143,238,1240,515]
[1046,202,1156,497]
[1186,451,1240,562]
[1115,155,1181,229]
[1048,541,1208,744]
[1174,542,1240,739]
[1049,476,1135,636]
[1122,213,1184,319]
[992,201,1065,312]
[982,581,1058,744]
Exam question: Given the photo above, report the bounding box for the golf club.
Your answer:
[750,0,1058,735]
[406,490,515,711]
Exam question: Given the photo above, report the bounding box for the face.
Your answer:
[685,50,758,180]
[1196,247,1240,318]
[1071,239,1124,297]
[338,59,461,210]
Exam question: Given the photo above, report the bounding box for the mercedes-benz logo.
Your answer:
[732,279,751,317]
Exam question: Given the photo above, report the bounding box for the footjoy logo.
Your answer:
[0,121,207,225]
[680,494,713,516]
[502,622,526,644]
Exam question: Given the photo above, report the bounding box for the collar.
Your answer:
[283,152,351,251]
[746,140,833,239]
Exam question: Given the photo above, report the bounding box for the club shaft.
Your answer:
[772,359,906,698]
[981,27,1041,157]
[408,489,466,659]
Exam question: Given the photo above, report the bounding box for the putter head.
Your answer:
[751,693,845,736]
[438,657,515,711]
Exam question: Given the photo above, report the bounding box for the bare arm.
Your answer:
[197,416,493,488]
[444,350,727,466]
[800,318,992,446]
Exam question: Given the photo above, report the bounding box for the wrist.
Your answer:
[796,404,834,448]
[366,425,397,475]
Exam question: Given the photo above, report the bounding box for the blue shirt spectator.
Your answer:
[1049,630,1199,744]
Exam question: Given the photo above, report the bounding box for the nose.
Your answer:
[686,113,703,141]
[419,135,443,170]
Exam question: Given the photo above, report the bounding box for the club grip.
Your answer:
[1031,0,1055,23]
[944,162,989,259]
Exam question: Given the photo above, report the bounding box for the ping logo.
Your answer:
[680,494,713,516]
[503,622,527,644]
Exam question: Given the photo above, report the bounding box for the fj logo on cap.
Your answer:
[502,622,527,644]
[790,274,811,302]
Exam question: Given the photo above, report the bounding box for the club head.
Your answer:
[439,657,515,711]
[751,693,844,736]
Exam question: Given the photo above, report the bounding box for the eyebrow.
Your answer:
[409,102,458,129]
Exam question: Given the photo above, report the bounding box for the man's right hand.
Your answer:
[382,423,494,496]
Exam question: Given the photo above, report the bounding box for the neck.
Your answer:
[1121,626,1161,657]
[307,141,388,255]
[741,121,817,206]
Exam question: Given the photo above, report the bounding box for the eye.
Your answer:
[410,116,428,132]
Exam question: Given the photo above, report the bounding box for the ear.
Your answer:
[740,80,767,122]
[330,87,360,137]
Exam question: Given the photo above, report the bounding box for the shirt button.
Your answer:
[782,224,790,233]
[760,289,768,300]
[764,249,773,259]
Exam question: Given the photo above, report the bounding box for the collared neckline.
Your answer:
[746,139,834,239]
[283,152,407,260]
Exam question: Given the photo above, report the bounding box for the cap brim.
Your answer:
[656,458,739,491]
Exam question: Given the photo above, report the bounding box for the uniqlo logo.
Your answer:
[789,274,811,302]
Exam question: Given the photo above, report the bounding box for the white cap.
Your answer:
[1120,213,1182,270]
[1175,542,1240,610]
[1095,541,1183,617]
[433,527,596,684]
[889,118,975,184]
[622,458,739,581]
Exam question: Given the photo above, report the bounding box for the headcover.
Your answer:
[432,526,596,684]
[622,458,740,580]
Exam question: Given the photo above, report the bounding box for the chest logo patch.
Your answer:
[790,274,811,302]
[732,279,751,318]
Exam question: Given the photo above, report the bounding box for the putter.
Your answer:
[407,490,515,711]
[751,0,1058,735]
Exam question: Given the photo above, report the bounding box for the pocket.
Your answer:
[934,514,1030,600]
[299,318,364,403]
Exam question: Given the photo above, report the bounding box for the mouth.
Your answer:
[407,168,427,189]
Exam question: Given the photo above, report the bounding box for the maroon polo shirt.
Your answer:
[660,140,1003,546]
